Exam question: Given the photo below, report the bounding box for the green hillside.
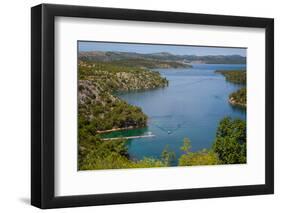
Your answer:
[216,70,246,108]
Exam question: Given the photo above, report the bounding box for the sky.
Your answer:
[78,41,246,57]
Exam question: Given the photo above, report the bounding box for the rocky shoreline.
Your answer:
[78,60,169,132]
[229,97,246,108]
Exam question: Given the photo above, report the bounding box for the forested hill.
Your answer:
[215,70,246,108]
[78,60,168,131]
[215,70,246,84]
[79,51,246,65]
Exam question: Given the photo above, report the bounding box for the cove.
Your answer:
[103,64,246,163]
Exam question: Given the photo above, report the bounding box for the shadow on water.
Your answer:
[100,127,149,139]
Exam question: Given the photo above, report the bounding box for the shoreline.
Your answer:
[96,126,143,134]
[229,97,246,108]
[102,134,155,141]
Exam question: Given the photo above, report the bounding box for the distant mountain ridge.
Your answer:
[79,51,246,64]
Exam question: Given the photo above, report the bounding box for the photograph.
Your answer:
[78,41,247,170]
[29,2,274,209]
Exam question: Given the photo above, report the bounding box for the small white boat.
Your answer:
[167,131,171,134]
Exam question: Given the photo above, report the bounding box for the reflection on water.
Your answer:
[107,64,246,162]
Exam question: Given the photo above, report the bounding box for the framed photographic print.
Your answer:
[31,3,274,209]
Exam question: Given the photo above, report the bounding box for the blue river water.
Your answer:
[106,64,246,163]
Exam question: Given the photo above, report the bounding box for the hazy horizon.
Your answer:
[78,41,246,57]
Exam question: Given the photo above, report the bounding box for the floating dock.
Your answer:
[102,134,155,141]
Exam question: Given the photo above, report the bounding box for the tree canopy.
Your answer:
[213,117,246,164]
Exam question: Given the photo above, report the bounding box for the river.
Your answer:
[103,64,246,164]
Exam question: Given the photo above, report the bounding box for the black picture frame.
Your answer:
[31,3,274,209]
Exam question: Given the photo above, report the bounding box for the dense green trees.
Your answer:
[78,60,169,170]
[179,117,246,166]
[229,87,246,107]
[78,61,167,132]
[108,58,190,69]
[216,70,247,108]
[213,117,246,164]
[78,60,247,170]
[78,130,169,170]
[87,100,147,131]
[79,61,168,91]
[215,70,246,84]
[161,145,176,165]
[78,116,167,170]
[178,138,219,166]
[79,116,246,170]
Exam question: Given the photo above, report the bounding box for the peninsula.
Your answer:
[216,70,246,108]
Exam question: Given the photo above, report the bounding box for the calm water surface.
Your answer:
[105,64,246,164]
